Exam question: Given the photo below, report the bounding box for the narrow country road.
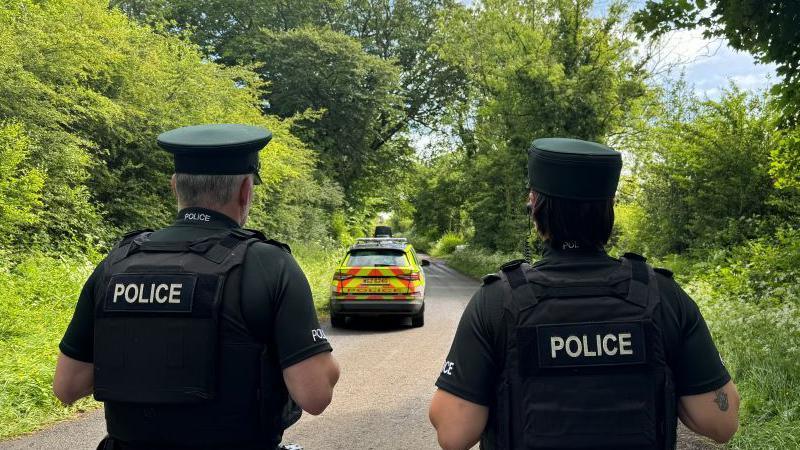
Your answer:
[2,261,719,450]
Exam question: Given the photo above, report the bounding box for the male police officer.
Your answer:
[53,124,340,449]
[429,138,739,450]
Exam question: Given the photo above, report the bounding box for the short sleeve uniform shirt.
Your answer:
[60,208,332,369]
[436,244,731,406]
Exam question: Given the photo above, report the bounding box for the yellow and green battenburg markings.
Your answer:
[331,266,425,300]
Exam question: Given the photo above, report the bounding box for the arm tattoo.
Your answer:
[713,389,729,411]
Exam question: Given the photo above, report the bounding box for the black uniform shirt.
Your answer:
[60,207,332,369]
[436,243,731,406]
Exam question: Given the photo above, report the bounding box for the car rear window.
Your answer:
[346,250,408,267]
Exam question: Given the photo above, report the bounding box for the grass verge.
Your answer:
[446,245,521,279]
[0,242,343,440]
[0,254,99,440]
[292,241,345,316]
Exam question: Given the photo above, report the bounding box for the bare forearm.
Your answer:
[53,352,94,405]
[284,353,340,415]
[679,382,740,443]
[429,389,487,450]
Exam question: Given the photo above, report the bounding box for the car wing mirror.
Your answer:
[421,259,431,267]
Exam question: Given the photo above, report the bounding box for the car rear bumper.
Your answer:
[330,296,423,316]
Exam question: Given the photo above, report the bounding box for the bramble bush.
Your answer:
[680,229,800,449]
[431,232,465,257]
[447,246,521,279]
[0,255,98,439]
[292,242,346,315]
[403,232,435,254]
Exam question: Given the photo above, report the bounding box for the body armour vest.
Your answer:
[482,255,677,450]
[92,228,300,448]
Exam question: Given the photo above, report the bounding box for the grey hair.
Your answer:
[174,173,251,209]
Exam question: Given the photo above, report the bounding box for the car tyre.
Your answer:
[331,314,346,328]
[411,307,424,328]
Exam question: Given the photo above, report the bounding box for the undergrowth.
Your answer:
[292,241,345,315]
[0,255,98,439]
[447,246,521,278]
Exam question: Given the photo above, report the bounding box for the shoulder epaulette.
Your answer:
[118,229,153,246]
[266,239,291,254]
[654,267,674,278]
[481,273,501,286]
[237,228,267,241]
[622,252,647,262]
[500,259,527,272]
[242,228,291,253]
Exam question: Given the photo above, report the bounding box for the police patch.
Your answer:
[104,273,197,313]
[520,321,647,372]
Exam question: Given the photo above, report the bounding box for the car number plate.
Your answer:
[351,286,398,293]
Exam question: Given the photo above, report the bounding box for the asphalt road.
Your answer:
[2,260,720,450]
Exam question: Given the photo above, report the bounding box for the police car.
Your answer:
[329,237,429,328]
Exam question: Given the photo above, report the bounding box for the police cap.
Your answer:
[528,138,622,200]
[157,124,272,184]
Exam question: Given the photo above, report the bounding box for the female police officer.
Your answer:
[429,138,739,450]
[53,124,340,449]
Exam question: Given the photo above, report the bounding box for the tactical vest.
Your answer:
[482,255,677,450]
[92,228,300,448]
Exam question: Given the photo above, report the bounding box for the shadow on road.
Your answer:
[324,316,415,336]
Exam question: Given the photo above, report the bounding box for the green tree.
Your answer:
[0,0,325,250]
[628,83,796,254]
[411,152,471,239]
[429,0,649,251]
[634,1,800,231]
[633,1,800,118]
[0,123,45,247]
[250,27,404,198]
[111,0,466,219]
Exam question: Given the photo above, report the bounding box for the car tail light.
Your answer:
[397,272,420,281]
[333,273,354,281]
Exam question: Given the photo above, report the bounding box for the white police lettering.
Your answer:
[184,212,211,222]
[311,328,327,342]
[113,282,184,304]
[618,332,633,355]
[562,240,580,250]
[442,361,455,376]
[550,333,634,359]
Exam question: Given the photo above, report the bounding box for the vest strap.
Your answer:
[129,229,263,264]
[503,263,528,289]
[532,284,628,299]
[203,229,259,264]
[623,257,650,308]
[136,241,193,252]
[499,263,538,313]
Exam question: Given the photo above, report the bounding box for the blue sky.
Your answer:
[645,28,776,98]
[461,0,777,99]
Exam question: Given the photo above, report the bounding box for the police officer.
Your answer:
[53,124,340,449]
[429,138,740,449]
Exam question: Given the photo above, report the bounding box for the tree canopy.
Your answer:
[112,0,466,225]
[419,0,649,251]
[0,0,329,250]
[634,1,800,118]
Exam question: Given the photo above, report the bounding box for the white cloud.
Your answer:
[637,28,777,99]
[660,29,725,65]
